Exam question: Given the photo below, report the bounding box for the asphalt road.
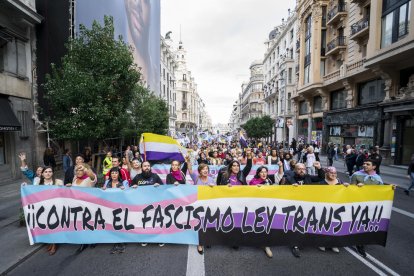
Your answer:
[1,171,413,276]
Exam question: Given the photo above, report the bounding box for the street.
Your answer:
[1,160,413,276]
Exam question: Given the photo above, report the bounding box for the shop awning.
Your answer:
[0,97,21,131]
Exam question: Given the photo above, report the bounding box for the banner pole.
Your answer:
[143,134,147,162]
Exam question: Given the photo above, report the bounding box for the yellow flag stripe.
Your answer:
[197,185,394,203]
[142,133,179,145]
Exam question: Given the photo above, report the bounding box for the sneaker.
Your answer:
[141,243,148,247]
[356,245,366,258]
[404,190,409,196]
[264,247,273,258]
[158,243,165,247]
[197,245,204,255]
[318,247,326,252]
[110,245,119,254]
[332,247,340,253]
[118,244,126,253]
[291,246,301,258]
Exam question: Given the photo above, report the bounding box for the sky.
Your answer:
[161,0,296,125]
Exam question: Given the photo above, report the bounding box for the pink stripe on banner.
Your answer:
[21,189,197,212]
[31,220,198,237]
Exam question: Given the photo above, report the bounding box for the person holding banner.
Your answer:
[249,161,284,186]
[166,160,188,185]
[102,167,128,254]
[38,166,63,255]
[248,162,283,258]
[105,156,131,184]
[318,166,348,253]
[131,161,163,187]
[350,159,384,258]
[186,157,215,254]
[284,161,325,258]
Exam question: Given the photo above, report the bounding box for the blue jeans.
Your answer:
[407,173,414,191]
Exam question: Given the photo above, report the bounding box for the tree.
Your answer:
[44,16,141,140]
[122,86,169,139]
[241,115,274,139]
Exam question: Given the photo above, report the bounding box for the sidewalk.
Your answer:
[318,155,408,178]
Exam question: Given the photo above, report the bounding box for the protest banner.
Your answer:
[21,185,394,247]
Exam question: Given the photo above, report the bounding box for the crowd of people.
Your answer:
[18,137,402,258]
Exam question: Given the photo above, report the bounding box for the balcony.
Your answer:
[326,36,347,56]
[327,3,347,25]
[350,17,369,40]
[296,40,300,52]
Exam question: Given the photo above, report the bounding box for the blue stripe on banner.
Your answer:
[22,185,198,205]
[32,230,199,245]
[21,185,61,197]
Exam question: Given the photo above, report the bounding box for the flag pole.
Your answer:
[143,134,147,162]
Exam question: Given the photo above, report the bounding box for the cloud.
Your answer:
[161,0,296,124]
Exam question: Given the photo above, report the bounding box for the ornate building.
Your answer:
[294,0,414,165]
[240,60,265,126]
[263,11,297,144]
[160,34,178,137]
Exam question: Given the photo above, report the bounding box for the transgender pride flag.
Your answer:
[140,133,188,162]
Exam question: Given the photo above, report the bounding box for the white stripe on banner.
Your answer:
[144,142,186,154]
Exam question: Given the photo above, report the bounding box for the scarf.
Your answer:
[171,170,183,181]
[77,174,89,180]
[249,177,264,185]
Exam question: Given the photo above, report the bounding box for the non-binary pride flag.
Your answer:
[21,185,394,247]
[140,133,187,162]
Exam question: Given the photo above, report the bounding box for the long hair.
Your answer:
[224,160,241,178]
[39,166,56,185]
[108,167,123,183]
[254,166,268,179]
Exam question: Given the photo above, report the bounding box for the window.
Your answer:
[320,60,326,76]
[313,96,323,112]
[288,68,292,84]
[290,29,294,40]
[183,113,187,120]
[299,101,308,115]
[183,74,187,81]
[304,15,312,85]
[287,93,291,112]
[331,90,347,110]
[381,0,411,48]
[304,65,310,84]
[0,39,27,77]
[358,79,385,105]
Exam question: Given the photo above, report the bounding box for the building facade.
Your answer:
[294,0,414,165]
[174,41,211,139]
[0,0,43,182]
[240,61,265,126]
[228,100,241,132]
[160,34,177,137]
[263,11,298,144]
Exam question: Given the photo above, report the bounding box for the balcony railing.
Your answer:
[304,54,311,66]
[327,3,347,24]
[326,36,347,55]
[350,17,369,39]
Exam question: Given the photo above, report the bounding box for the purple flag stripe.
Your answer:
[202,213,389,236]
[145,151,184,162]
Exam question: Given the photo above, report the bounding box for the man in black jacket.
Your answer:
[284,161,325,185]
[284,161,325,258]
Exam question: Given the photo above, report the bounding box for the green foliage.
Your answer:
[241,115,274,139]
[124,86,169,139]
[44,16,143,140]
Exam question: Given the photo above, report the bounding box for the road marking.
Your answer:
[366,253,401,276]
[392,207,414,219]
[344,247,387,276]
[186,245,205,276]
